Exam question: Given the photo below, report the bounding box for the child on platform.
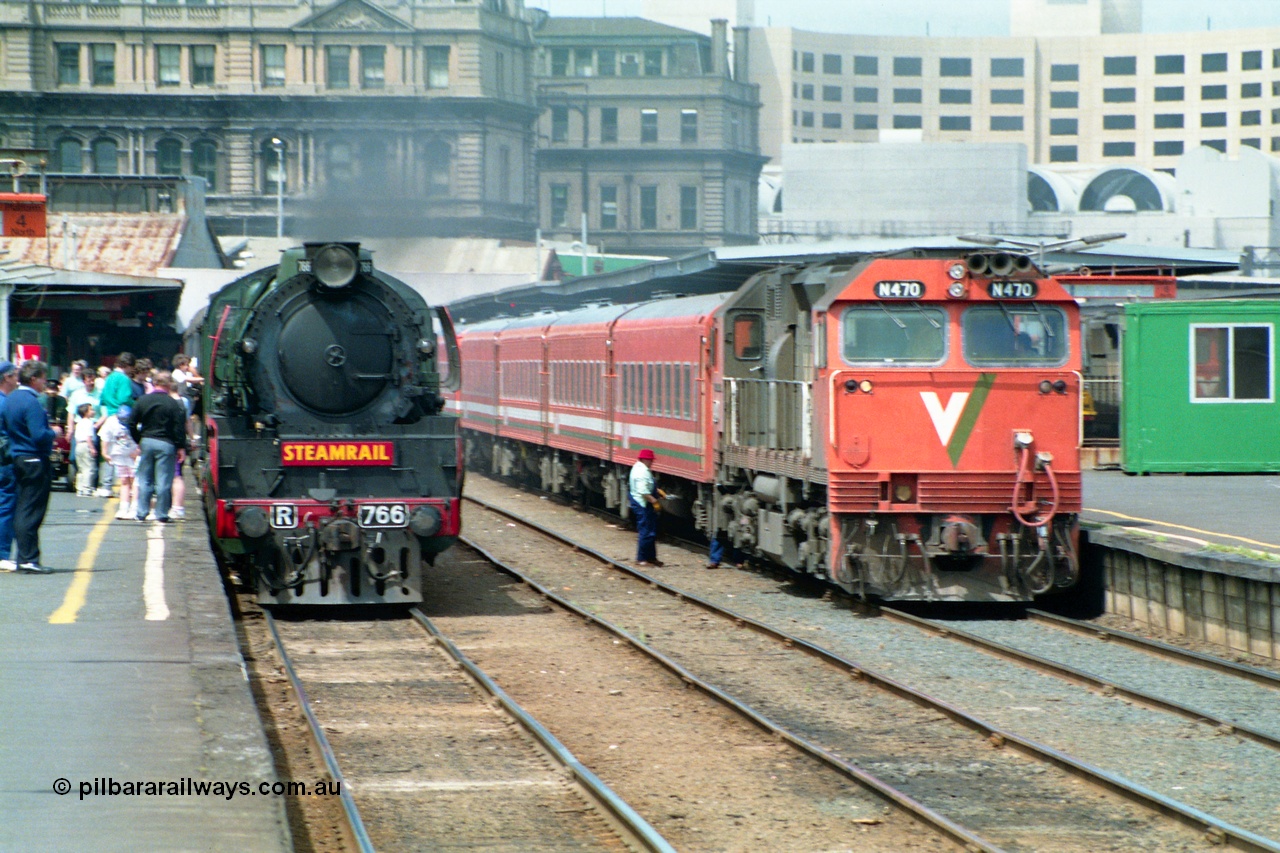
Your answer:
[99,404,139,520]
[72,403,97,496]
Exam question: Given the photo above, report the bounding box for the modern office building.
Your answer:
[637,0,1280,174]
[531,16,766,255]
[0,0,540,237]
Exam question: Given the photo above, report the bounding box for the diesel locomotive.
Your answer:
[199,242,462,605]
[457,250,1084,603]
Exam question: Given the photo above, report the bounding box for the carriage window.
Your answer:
[963,306,1068,366]
[732,314,764,360]
[1193,324,1273,401]
[841,305,947,364]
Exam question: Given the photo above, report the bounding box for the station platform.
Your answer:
[0,485,291,853]
[1082,470,1280,558]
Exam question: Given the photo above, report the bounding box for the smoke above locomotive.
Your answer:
[199,242,463,606]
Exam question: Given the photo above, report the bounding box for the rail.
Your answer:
[724,377,811,455]
[465,493,1280,853]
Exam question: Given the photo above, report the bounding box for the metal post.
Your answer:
[272,137,284,239]
[0,282,11,361]
[581,212,588,276]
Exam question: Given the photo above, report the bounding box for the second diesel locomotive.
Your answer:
[199,242,462,605]
[457,250,1083,603]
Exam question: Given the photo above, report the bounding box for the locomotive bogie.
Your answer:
[210,496,459,604]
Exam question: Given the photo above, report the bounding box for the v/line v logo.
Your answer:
[919,374,996,466]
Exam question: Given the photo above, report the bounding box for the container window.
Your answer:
[1192,324,1273,401]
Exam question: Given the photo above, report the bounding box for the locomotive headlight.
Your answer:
[418,338,436,356]
[240,337,258,355]
[947,281,968,299]
[235,506,270,539]
[409,505,442,538]
[858,379,873,394]
[313,243,358,289]
[947,262,967,280]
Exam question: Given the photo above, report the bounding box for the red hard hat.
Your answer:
[637,448,655,461]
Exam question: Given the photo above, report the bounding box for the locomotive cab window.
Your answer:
[731,314,764,360]
[963,306,1068,366]
[841,305,946,364]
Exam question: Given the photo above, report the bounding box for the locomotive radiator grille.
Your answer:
[828,471,1083,513]
[828,472,879,512]
[917,472,1083,512]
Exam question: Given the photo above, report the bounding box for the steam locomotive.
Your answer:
[457,250,1084,603]
[199,242,462,605]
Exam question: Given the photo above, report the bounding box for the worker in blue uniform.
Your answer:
[2,360,56,573]
[0,361,19,572]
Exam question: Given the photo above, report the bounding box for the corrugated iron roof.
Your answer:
[3,213,186,277]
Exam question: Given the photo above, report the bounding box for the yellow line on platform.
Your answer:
[49,500,117,625]
[1083,507,1280,551]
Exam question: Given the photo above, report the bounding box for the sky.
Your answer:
[527,0,1280,36]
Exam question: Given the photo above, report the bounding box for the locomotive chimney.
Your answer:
[711,19,728,76]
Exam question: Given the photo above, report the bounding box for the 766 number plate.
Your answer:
[358,503,408,528]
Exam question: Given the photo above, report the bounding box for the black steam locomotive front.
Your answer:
[200,242,461,605]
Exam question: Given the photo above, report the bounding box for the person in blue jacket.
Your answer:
[0,361,19,571]
[2,361,56,573]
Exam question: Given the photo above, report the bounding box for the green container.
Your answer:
[1123,300,1279,472]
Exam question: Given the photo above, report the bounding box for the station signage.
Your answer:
[280,440,394,466]
[0,193,46,237]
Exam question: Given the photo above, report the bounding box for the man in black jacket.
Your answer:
[129,370,188,523]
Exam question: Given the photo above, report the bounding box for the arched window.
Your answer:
[261,137,286,194]
[1079,168,1166,212]
[423,139,450,197]
[91,137,118,174]
[1028,172,1059,212]
[155,138,183,175]
[192,140,217,189]
[53,137,83,173]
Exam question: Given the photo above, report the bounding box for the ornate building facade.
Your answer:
[0,0,539,237]
[532,16,765,255]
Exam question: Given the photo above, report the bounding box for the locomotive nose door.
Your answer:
[277,294,394,414]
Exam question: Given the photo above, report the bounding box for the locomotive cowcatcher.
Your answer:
[199,242,462,605]
[457,249,1084,602]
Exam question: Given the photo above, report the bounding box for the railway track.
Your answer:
[249,602,658,852]
[892,607,1280,753]
[463,480,1280,852]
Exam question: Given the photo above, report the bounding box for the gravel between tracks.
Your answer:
[427,547,952,852]
[933,618,1280,740]
[465,477,1280,846]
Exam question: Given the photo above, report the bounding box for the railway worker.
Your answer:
[0,361,19,572]
[2,360,56,574]
[628,448,663,568]
[129,370,188,524]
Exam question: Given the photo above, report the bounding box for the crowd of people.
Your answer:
[0,353,201,575]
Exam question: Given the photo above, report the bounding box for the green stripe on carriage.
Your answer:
[946,373,996,467]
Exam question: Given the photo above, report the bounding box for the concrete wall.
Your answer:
[1096,529,1280,661]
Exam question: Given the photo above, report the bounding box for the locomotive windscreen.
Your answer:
[277,292,394,414]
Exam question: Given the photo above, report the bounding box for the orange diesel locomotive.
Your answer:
[458,251,1083,602]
